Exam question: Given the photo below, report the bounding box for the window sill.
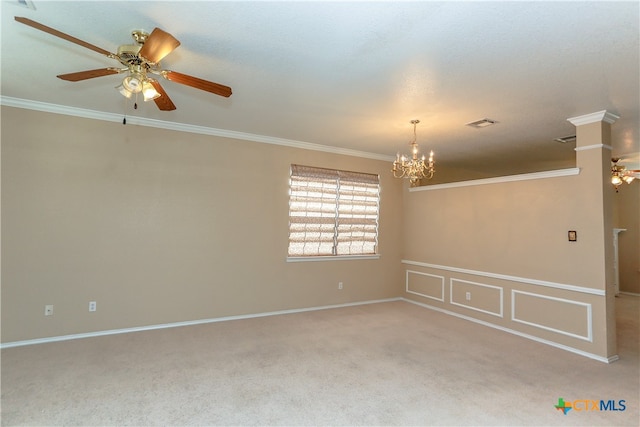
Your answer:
[286,254,381,262]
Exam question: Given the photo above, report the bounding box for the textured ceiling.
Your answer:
[1,1,638,180]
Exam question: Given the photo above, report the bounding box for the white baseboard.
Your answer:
[0,297,402,349]
[401,297,617,364]
[2,296,623,364]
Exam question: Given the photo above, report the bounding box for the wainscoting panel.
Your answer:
[450,278,503,317]
[400,260,607,361]
[406,270,445,302]
[511,290,592,341]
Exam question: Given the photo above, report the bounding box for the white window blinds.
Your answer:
[288,164,380,257]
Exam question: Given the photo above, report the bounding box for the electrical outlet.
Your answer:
[89,301,96,312]
[465,292,471,301]
[338,282,343,290]
[45,305,53,316]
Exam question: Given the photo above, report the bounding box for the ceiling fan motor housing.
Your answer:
[117,44,143,65]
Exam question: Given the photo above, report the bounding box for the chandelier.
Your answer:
[392,119,435,187]
[611,158,639,192]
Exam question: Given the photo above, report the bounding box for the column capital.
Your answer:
[568,110,620,126]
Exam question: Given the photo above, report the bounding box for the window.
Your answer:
[288,164,380,258]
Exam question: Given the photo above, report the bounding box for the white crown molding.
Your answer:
[408,168,580,192]
[0,96,394,162]
[574,144,613,152]
[567,110,620,126]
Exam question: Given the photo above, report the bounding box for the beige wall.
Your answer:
[401,119,618,360]
[403,174,605,286]
[1,106,404,342]
[1,106,629,363]
[614,180,640,294]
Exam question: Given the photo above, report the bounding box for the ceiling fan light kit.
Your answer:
[141,80,161,101]
[114,64,161,102]
[611,158,639,192]
[123,73,144,93]
[13,16,232,112]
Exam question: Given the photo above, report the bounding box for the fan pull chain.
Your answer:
[122,95,128,125]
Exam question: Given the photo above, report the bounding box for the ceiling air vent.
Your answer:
[554,135,576,144]
[465,118,497,128]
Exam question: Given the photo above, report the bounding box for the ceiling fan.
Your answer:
[611,157,640,191]
[14,16,232,111]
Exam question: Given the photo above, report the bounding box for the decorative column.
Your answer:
[568,110,619,361]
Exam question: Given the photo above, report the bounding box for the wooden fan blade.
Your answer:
[138,28,180,64]
[163,71,232,97]
[149,80,176,111]
[57,68,120,82]
[15,16,113,57]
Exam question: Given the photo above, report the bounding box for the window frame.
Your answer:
[286,164,381,262]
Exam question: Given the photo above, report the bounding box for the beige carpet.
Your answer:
[1,295,638,426]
